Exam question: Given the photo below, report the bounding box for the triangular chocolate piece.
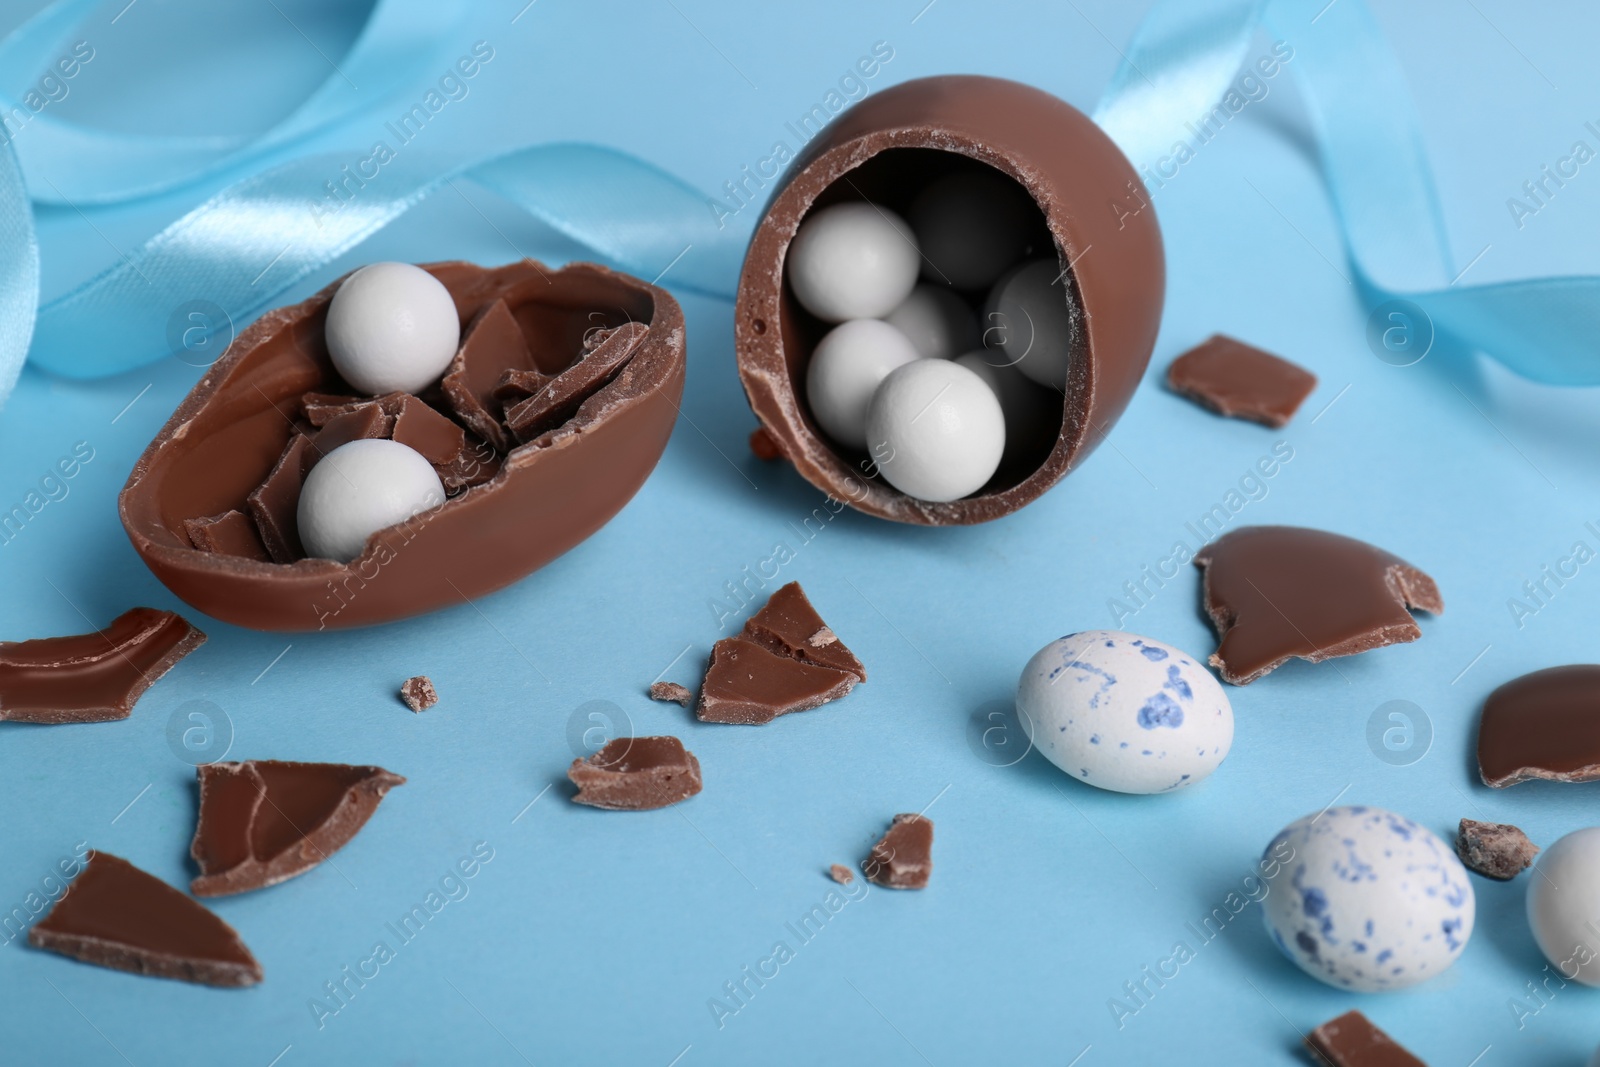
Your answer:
[504,321,648,443]
[568,736,703,810]
[183,510,271,561]
[246,435,314,562]
[864,813,933,889]
[741,581,865,681]
[190,760,405,896]
[442,299,536,452]
[30,851,261,986]
[696,636,856,725]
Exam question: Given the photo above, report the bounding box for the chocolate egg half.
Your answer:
[120,260,684,630]
[735,75,1163,524]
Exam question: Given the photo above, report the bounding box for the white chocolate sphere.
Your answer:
[787,202,920,322]
[866,359,1004,502]
[805,319,922,450]
[908,169,1036,290]
[298,439,445,563]
[885,284,980,361]
[984,259,1076,388]
[325,262,461,395]
[1527,828,1600,987]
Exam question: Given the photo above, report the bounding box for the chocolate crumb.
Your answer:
[649,681,693,707]
[1456,818,1538,880]
[829,863,854,885]
[749,427,782,461]
[865,813,933,889]
[568,736,702,810]
[1166,334,1317,428]
[808,627,836,648]
[1304,1009,1425,1067]
[400,676,438,712]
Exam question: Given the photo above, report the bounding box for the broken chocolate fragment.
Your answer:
[29,851,261,987]
[1166,334,1317,428]
[829,863,854,885]
[1304,1010,1426,1067]
[492,367,552,405]
[1194,526,1442,685]
[312,402,391,453]
[1478,665,1600,787]
[183,510,270,561]
[749,427,782,462]
[442,298,537,451]
[742,581,865,681]
[246,434,314,562]
[648,681,693,707]
[386,393,492,492]
[568,736,702,810]
[1456,818,1539,879]
[505,321,649,443]
[189,760,406,896]
[0,608,205,724]
[865,814,933,889]
[399,675,437,712]
[696,636,857,725]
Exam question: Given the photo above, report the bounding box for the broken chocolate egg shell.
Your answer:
[120,260,684,631]
[735,74,1164,524]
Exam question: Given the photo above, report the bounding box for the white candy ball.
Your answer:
[1527,828,1600,987]
[955,350,1058,447]
[805,319,922,450]
[325,262,461,395]
[885,284,979,361]
[908,169,1036,290]
[984,259,1076,388]
[298,439,445,563]
[787,202,920,322]
[866,359,1004,502]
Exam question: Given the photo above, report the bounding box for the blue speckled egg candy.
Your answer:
[1014,630,1233,794]
[1261,805,1474,992]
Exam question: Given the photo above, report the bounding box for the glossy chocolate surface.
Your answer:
[1478,665,1600,787]
[1304,1010,1426,1067]
[865,813,933,889]
[568,736,703,810]
[1166,334,1317,428]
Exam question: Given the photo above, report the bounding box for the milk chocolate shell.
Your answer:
[735,75,1164,524]
[120,260,684,631]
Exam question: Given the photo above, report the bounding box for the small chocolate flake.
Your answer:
[400,676,438,712]
[649,681,693,707]
[865,813,933,889]
[568,736,703,810]
[1304,1009,1426,1067]
[829,863,854,885]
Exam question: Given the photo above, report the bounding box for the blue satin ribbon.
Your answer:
[4,0,1600,409]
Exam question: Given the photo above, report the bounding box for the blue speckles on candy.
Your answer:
[1376,948,1392,963]
[1302,888,1328,919]
[1119,742,1128,749]
[1089,734,1100,745]
[1442,917,1464,951]
[1134,641,1168,661]
[1163,664,1192,701]
[1296,931,1319,958]
[1138,693,1184,729]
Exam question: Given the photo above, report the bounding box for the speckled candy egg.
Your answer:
[1261,806,1474,992]
[1015,631,1232,794]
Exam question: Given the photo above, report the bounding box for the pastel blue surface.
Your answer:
[3,1,1600,1064]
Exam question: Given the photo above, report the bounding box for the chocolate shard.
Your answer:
[29,851,261,987]
[741,581,865,681]
[1304,1010,1426,1067]
[1193,526,1442,685]
[0,608,205,724]
[189,760,406,896]
[1166,334,1317,428]
[388,394,494,493]
[568,735,702,810]
[696,636,856,725]
[648,681,693,707]
[1456,818,1539,879]
[505,321,649,444]
[492,367,552,405]
[829,863,854,885]
[1478,665,1600,787]
[442,298,536,452]
[183,510,270,561]
[312,402,391,453]
[865,814,933,889]
[399,675,437,712]
[246,434,314,562]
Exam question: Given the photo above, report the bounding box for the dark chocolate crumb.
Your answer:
[400,676,438,713]
[749,426,782,461]
[649,681,693,707]
[1456,817,1539,880]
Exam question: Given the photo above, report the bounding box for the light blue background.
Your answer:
[3,1,1599,1063]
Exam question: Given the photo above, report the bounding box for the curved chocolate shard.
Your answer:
[0,608,205,724]
[1194,526,1442,685]
[120,259,685,630]
[189,759,406,896]
[742,581,865,681]
[1478,665,1600,787]
[568,736,702,810]
[865,814,933,889]
[735,75,1164,525]
[183,510,270,561]
[696,636,856,725]
[1166,334,1316,428]
[1305,1010,1425,1067]
[30,851,261,987]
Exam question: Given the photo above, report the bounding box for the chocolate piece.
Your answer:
[399,675,437,712]
[492,367,552,405]
[0,608,205,724]
[311,402,391,452]
[29,851,261,987]
[301,391,362,426]
[648,680,693,706]
[1166,334,1316,428]
[735,75,1163,525]
[183,510,270,561]
[749,426,782,461]
[865,814,933,889]
[1194,526,1442,685]
[505,321,649,443]
[442,298,537,452]
[246,434,314,562]
[1477,665,1600,787]
[1304,1010,1426,1067]
[829,863,854,885]
[189,760,406,896]
[567,736,702,810]
[696,636,857,725]
[386,393,492,492]
[120,260,685,630]
[1456,818,1539,879]
[741,581,865,681]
